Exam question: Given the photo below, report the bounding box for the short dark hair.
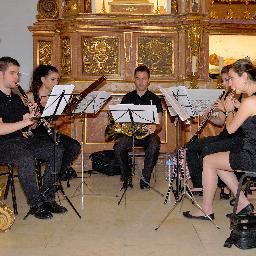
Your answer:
[134,65,150,78]
[0,56,20,72]
[220,64,232,75]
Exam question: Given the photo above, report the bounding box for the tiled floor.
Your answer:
[1,165,256,256]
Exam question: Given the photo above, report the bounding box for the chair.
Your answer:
[128,146,158,183]
[0,163,18,215]
[231,170,256,222]
[0,159,45,216]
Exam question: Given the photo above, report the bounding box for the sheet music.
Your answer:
[41,84,74,117]
[160,87,190,121]
[186,89,224,116]
[74,91,111,114]
[161,86,224,117]
[109,104,159,124]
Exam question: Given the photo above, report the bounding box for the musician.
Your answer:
[183,59,255,220]
[186,65,244,197]
[0,56,67,219]
[27,64,81,181]
[114,65,163,189]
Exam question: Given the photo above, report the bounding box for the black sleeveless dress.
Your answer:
[230,113,256,171]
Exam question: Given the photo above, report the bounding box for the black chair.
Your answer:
[0,163,18,215]
[0,159,45,216]
[231,170,256,222]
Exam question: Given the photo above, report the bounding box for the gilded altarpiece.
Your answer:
[29,0,256,158]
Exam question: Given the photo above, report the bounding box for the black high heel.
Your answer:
[220,187,231,200]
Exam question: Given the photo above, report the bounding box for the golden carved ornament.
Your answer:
[188,23,203,57]
[84,0,92,13]
[37,0,59,19]
[82,37,119,75]
[137,37,174,76]
[38,41,52,65]
[171,0,178,14]
[63,0,80,17]
[209,0,217,19]
[61,37,72,75]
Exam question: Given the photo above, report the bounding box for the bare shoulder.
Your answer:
[241,96,256,115]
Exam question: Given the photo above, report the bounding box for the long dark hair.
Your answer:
[231,59,256,82]
[30,64,58,101]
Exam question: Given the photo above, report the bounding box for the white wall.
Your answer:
[0,0,37,89]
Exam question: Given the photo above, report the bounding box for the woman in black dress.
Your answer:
[183,59,256,220]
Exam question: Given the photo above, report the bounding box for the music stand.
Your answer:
[24,84,82,219]
[109,104,163,205]
[154,87,219,230]
[71,91,111,208]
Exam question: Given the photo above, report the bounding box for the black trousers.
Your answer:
[0,136,64,206]
[58,133,81,172]
[113,133,160,183]
[186,131,243,188]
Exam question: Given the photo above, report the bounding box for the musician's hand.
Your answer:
[233,99,241,109]
[224,95,235,112]
[23,112,37,126]
[147,124,157,134]
[214,99,225,112]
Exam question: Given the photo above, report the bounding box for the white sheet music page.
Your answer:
[159,87,190,121]
[108,104,159,124]
[187,89,224,116]
[41,84,74,117]
[74,91,111,114]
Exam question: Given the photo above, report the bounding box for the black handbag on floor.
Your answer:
[224,220,256,249]
[89,150,121,176]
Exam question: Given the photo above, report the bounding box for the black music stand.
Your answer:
[24,84,81,219]
[109,104,164,205]
[154,87,219,230]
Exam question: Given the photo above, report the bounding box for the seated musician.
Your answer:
[27,64,81,181]
[186,65,244,197]
[183,59,255,220]
[0,56,66,219]
[113,65,163,189]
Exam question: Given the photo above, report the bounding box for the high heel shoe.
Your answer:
[220,187,231,200]
[226,203,254,218]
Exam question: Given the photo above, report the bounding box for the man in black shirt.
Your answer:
[0,56,67,219]
[114,65,163,189]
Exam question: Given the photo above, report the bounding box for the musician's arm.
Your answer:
[209,110,226,126]
[0,116,35,136]
[147,111,163,134]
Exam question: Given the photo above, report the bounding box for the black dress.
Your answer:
[230,114,256,171]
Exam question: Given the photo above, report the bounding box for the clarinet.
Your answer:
[16,84,59,144]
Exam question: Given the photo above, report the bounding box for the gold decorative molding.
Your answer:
[84,0,92,13]
[124,32,132,63]
[188,23,203,57]
[63,0,80,17]
[82,37,119,75]
[38,41,52,65]
[37,0,59,19]
[61,37,72,76]
[137,37,174,76]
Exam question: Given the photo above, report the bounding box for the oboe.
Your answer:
[16,84,59,144]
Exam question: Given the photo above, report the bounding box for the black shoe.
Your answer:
[220,188,231,200]
[140,179,150,190]
[226,203,254,218]
[122,177,133,190]
[60,167,77,181]
[183,211,215,220]
[44,201,68,214]
[31,204,53,220]
[191,190,203,197]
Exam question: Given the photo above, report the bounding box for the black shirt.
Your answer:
[0,90,28,141]
[121,90,163,113]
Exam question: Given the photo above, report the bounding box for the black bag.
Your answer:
[224,221,256,249]
[89,150,121,176]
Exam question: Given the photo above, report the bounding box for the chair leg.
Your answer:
[4,166,18,215]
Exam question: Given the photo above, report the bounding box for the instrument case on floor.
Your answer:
[224,222,256,249]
